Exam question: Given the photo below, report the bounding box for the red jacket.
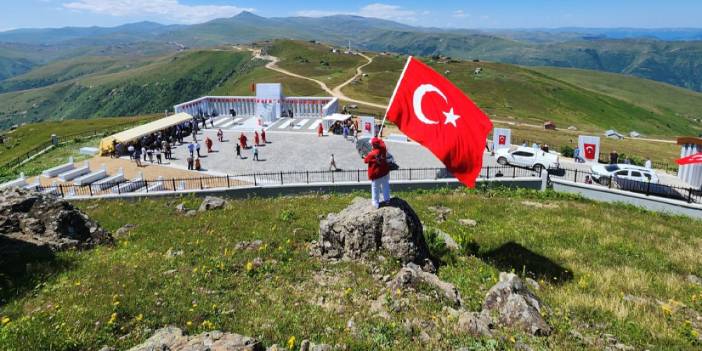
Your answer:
[364,138,390,180]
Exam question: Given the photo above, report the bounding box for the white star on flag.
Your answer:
[443,108,460,127]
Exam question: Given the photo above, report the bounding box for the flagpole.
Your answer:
[377,56,413,137]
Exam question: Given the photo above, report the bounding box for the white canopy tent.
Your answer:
[322,113,352,131]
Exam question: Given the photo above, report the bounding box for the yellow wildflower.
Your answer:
[193,267,198,273]
[186,321,193,327]
[1,316,10,326]
[74,280,81,287]
[692,330,699,338]
[509,336,516,343]
[107,313,117,325]
[287,336,296,350]
[113,300,120,306]
[135,314,143,322]
[212,304,218,310]
[201,320,215,329]
[661,303,672,316]
[245,261,254,272]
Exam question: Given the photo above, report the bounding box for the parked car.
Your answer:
[494,146,560,173]
[590,164,659,185]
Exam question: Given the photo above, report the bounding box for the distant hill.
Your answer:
[0,50,254,129]
[2,13,702,91]
[1,39,701,137]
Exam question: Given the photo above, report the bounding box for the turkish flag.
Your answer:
[498,135,506,145]
[676,152,702,165]
[385,57,493,187]
[584,143,596,160]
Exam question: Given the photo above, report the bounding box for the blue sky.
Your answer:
[2,0,701,31]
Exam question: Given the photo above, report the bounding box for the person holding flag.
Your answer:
[364,137,391,208]
[381,56,493,188]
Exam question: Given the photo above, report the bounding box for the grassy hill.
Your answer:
[0,115,157,166]
[0,189,700,350]
[0,50,254,129]
[342,54,702,137]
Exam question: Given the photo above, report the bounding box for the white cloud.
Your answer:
[295,3,416,22]
[452,10,468,18]
[293,10,346,18]
[358,3,415,21]
[62,0,254,24]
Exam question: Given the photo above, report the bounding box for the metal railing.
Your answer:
[31,165,540,199]
[549,166,701,204]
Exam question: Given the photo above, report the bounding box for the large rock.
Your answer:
[388,262,463,307]
[318,197,429,263]
[127,326,262,351]
[482,272,551,336]
[0,188,112,259]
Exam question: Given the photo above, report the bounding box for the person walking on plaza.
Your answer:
[342,125,349,140]
[187,155,194,170]
[165,141,171,160]
[329,154,338,171]
[645,158,652,169]
[195,157,202,171]
[217,129,224,142]
[188,142,195,157]
[254,131,260,146]
[252,145,259,161]
[155,148,162,164]
[196,142,202,157]
[141,146,147,162]
[261,129,267,144]
[205,136,213,153]
[610,150,619,164]
[235,143,242,159]
[239,133,248,149]
[317,122,324,137]
[364,137,391,208]
[134,147,142,167]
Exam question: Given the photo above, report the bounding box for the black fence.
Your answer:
[549,166,701,204]
[31,165,539,198]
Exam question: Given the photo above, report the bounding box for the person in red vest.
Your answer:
[364,137,391,208]
[239,133,248,149]
[317,122,324,137]
[205,136,213,153]
[254,131,260,146]
[261,129,267,144]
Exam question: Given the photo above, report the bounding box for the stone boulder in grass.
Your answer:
[317,197,430,264]
[0,188,112,265]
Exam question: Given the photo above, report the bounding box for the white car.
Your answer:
[494,146,560,173]
[590,164,659,185]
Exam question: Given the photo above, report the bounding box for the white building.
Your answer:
[173,83,339,124]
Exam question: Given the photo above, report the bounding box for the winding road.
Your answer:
[256,49,388,109]
[253,47,675,144]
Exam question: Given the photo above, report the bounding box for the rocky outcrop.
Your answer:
[388,262,463,307]
[317,197,429,264]
[199,196,227,212]
[127,326,262,351]
[0,188,112,259]
[483,272,551,336]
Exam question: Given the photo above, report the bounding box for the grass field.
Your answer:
[0,115,157,166]
[212,60,325,97]
[0,189,700,350]
[267,40,366,89]
[342,54,702,138]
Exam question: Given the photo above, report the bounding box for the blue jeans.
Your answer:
[371,174,391,208]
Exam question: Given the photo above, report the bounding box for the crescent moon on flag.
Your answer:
[585,145,594,153]
[412,84,446,125]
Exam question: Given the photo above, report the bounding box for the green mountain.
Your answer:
[0,50,254,129]
[2,13,702,91]
[1,39,701,137]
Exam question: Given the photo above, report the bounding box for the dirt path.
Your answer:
[255,49,388,110]
[255,48,676,144]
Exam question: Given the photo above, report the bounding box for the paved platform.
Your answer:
[202,116,323,134]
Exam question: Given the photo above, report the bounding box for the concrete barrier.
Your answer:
[552,179,702,219]
[68,177,543,201]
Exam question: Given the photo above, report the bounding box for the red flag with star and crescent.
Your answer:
[385,57,493,187]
